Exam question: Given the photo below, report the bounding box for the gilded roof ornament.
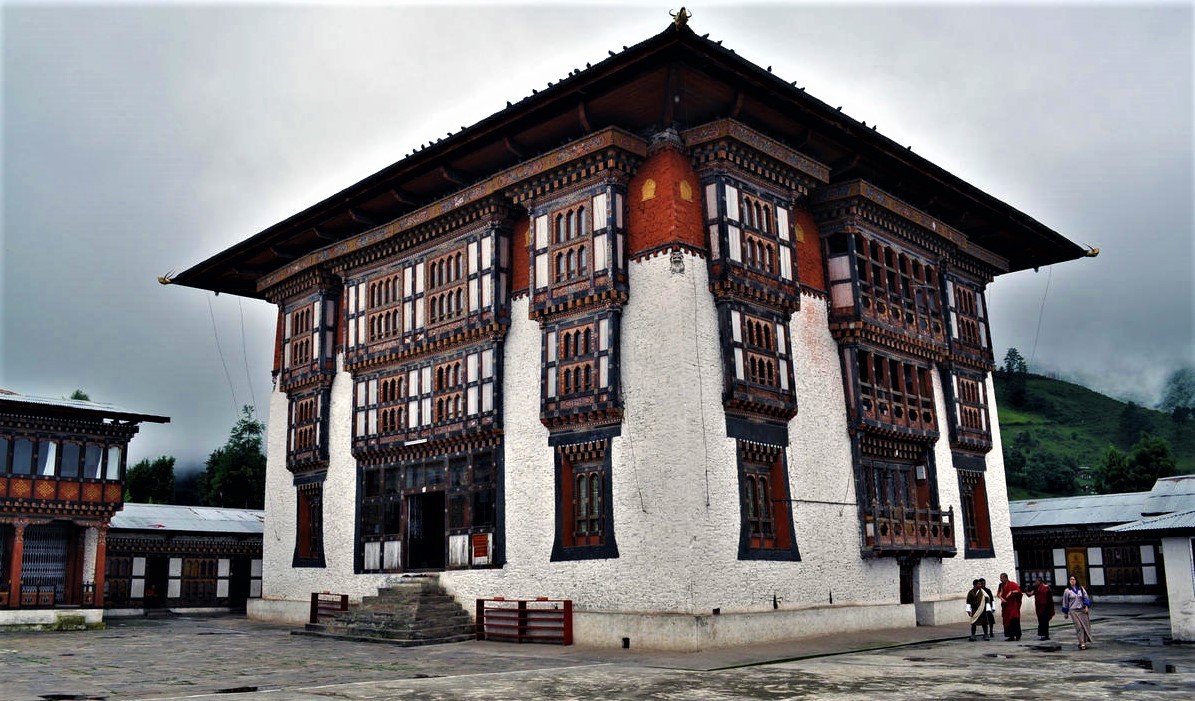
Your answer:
[670,7,691,28]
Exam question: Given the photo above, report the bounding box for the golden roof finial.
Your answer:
[157,270,176,285]
[670,7,691,28]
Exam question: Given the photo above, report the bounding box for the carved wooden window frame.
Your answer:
[736,440,799,561]
[551,437,618,561]
[957,467,993,558]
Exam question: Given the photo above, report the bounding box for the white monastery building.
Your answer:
[169,19,1088,649]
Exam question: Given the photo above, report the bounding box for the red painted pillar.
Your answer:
[8,521,26,609]
[93,524,108,609]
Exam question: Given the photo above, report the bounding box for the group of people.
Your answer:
[966,573,1093,650]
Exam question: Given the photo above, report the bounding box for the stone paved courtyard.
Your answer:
[1,605,1192,700]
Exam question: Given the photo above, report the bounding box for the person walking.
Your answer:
[1061,574,1093,650]
[997,572,1023,641]
[1028,577,1055,640]
[979,578,996,639]
[965,579,993,641]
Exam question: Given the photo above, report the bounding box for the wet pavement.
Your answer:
[1,604,1192,700]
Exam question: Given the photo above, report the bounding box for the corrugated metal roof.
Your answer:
[111,503,264,534]
[1009,491,1150,529]
[0,390,169,423]
[1108,509,1195,533]
[1142,474,1195,515]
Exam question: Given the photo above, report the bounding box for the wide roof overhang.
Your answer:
[172,22,1086,300]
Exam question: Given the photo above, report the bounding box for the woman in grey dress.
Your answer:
[1061,575,1093,650]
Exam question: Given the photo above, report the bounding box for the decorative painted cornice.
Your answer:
[353,429,503,465]
[811,180,1009,274]
[258,128,647,294]
[684,119,830,189]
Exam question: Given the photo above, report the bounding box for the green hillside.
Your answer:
[993,373,1195,500]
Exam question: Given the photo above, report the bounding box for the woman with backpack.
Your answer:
[1061,574,1094,650]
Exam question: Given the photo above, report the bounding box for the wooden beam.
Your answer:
[577,100,592,133]
[389,189,417,206]
[503,136,525,159]
[311,227,336,241]
[349,209,375,227]
[439,165,469,187]
[829,153,862,178]
[269,246,299,262]
[662,63,677,127]
[730,90,745,120]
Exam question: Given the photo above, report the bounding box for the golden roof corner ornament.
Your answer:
[157,270,176,285]
[1084,246,1100,258]
[671,7,691,28]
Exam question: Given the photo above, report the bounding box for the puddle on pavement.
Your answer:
[1120,635,1170,647]
[1123,658,1182,673]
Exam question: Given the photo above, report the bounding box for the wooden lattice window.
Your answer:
[557,441,610,550]
[737,441,796,557]
[957,468,992,556]
[1103,545,1144,587]
[181,558,217,601]
[296,482,324,564]
[855,349,937,432]
[726,306,792,394]
[946,278,989,353]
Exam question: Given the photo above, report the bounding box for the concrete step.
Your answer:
[299,576,474,648]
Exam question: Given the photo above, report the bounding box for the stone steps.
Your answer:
[296,575,474,647]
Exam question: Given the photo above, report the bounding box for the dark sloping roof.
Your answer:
[172,22,1086,299]
[0,390,169,424]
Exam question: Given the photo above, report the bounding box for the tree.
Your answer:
[1094,434,1177,494]
[1094,445,1130,494]
[1158,366,1195,412]
[199,406,267,509]
[1001,347,1028,406]
[173,469,204,506]
[1001,347,1028,376]
[69,389,90,401]
[1033,452,1079,496]
[1115,401,1155,449]
[125,456,176,503]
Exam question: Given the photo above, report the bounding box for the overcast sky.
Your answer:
[2,2,1191,469]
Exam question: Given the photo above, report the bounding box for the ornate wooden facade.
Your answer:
[0,390,167,613]
[170,20,1088,644]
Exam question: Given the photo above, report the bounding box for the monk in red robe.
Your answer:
[997,572,1023,641]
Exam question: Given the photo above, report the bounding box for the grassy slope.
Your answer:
[994,374,1195,484]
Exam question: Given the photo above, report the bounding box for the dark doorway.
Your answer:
[899,560,916,605]
[406,492,446,570]
[228,557,251,613]
[144,555,169,608]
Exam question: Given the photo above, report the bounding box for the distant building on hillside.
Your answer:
[0,389,168,628]
[169,20,1088,649]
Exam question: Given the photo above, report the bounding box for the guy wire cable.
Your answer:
[1029,266,1053,371]
[238,298,258,415]
[208,294,239,416]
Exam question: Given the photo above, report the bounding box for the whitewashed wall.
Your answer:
[1161,537,1195,641]
[255,251,1020,642]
